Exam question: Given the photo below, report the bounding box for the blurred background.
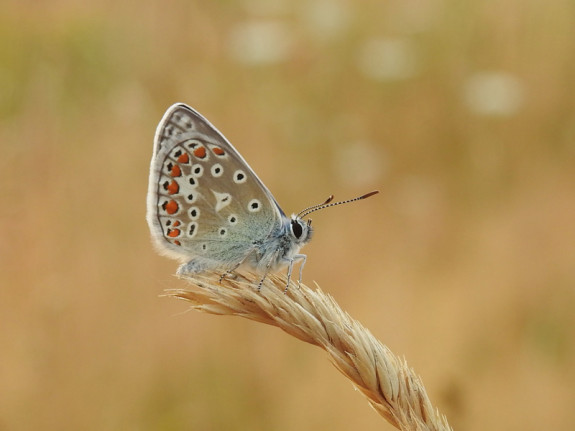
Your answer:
[1,0,574,430]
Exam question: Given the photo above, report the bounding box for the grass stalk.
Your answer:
[166,272,452,431]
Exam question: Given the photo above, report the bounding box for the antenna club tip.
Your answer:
[361,190,379,199]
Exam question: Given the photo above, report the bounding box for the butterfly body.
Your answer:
[238,215,312,272]
[147,103,312,282]
[176,213,312,277]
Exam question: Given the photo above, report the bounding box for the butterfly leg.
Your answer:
[284,254,306,293]
[219,262,241,283]
[285,260,294,293]
[296,254,307,288]
[257,272,268,292]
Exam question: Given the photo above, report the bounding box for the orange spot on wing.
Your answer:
[170,164,182,177]
[174,240,181,246]
[194,146,207,159]
[212,147,225,156]
[172,220,181,227]
[167,228,181,238]
[165,200,179,214]
[167,180,179,194]
[178,153,190,164]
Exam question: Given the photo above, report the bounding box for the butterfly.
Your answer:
[147,103,378,288]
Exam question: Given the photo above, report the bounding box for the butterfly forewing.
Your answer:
[147,104,283,270]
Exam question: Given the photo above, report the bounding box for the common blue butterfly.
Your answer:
[147,103,378,288]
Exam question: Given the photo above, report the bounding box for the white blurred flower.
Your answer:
[463,72,524,116]
[301,0,351,42]
[228,21,293,65]
[357,38,418,81]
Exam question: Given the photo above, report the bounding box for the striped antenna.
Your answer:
[296,195,334,218]
[298,191,379,219]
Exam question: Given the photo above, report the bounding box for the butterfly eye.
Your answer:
[291,219,303,239]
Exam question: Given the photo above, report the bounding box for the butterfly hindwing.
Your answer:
[146,104,284,272]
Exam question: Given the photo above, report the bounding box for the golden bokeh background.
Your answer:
[1,1,574,430]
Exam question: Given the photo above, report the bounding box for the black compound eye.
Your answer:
[291,220,303,239]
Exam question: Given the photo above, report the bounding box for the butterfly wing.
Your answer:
[147,103,285,272]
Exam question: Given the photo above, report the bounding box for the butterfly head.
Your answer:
[289,216,313,245]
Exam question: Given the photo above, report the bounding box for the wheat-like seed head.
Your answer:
[166,272,453,431]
